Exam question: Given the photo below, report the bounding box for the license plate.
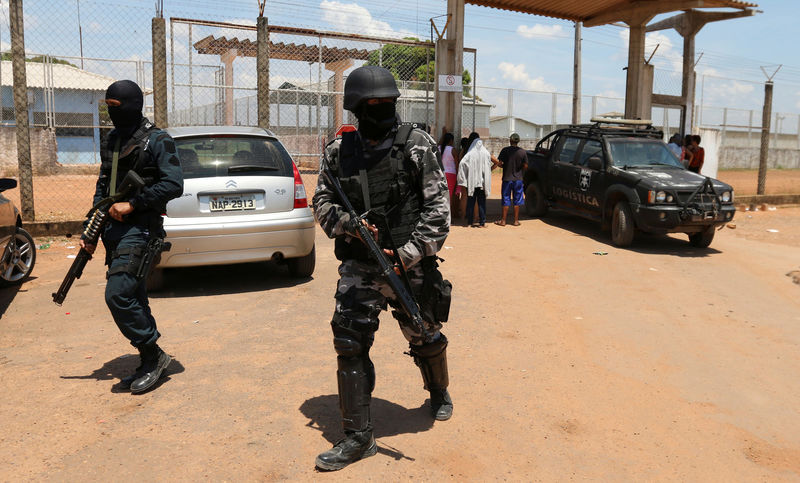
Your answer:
[209,194,256,212]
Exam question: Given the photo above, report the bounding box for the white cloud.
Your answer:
[516,24,564,39]
[320,1,413,39]
[618,29,683,73]
[497,62,555,92]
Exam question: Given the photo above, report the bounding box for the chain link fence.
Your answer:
[1,0,798,222]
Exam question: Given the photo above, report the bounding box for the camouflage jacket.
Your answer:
[312,125,450,269]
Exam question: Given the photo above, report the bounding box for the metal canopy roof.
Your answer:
[193,35,371,63]
[465,0,757,26]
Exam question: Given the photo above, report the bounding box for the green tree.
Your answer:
[1,53,78,68]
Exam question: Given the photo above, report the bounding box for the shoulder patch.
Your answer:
[163,139,176,154]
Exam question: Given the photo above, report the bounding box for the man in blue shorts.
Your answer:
[494,132,527,226]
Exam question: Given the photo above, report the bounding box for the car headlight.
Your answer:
[647,190,672,203]
[721,191,731,203]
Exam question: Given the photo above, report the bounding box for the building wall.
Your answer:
[719,147,800,169]
[0,126,58,174]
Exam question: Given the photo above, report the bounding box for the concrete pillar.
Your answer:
[625,23,646,120]
[325,58,353,132]
[572,22,582,125]
[681,32,696,135]
[151,17,168,128]
[257,16,270,129]
[9,0,34,220]
[434,0,464,138]
[221,49,238,125]
[757,81,773,195]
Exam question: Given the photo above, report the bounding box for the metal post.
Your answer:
[152,17,168,127]
[572,21,582,125]
[591,95,597,118]
[317,35,322,147]
[169,19,174,117]
[551,92,557,132]
[9,0,34,220]
[721,107,727,148]
[425,46,430,129]
[748,109,753,146]
[472,51,476,132]
[796,114,800,150]
[257,16,270,129]
[757,81,773,195]
[188,24,193,114]
[507,88,513,134]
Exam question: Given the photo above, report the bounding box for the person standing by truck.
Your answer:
[494,132,527,226]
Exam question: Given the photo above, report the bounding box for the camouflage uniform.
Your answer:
[312,122,453,439]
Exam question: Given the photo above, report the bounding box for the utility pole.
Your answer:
[10,0,34,220]
[572,22,581,125]
[757,65,781,195]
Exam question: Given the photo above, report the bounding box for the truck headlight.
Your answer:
[721,191,731,203]
[648,190,671,203]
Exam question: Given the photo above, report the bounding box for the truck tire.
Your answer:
[287,244,315,278]
[611,201,635,247]
[525,182,548,217]
[689,225,715,248]
[146,267,166,292]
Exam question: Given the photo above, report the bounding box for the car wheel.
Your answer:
[524,182,547,217]
[287,244,315,278]
[0,227,36,287]
[611,201,635,247]
[688,225,715,248]
[146,267,166,292]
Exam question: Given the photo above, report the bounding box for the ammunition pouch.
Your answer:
[417,257,452,324]
[107,238,171,281]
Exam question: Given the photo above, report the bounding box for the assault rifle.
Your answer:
[52,171,145,305]
[320,153,432,343]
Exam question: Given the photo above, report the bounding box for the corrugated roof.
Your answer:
[193,36,372,63]
[466,0,758,24]
[1,60,115,91]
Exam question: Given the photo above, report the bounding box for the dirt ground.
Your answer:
[2,167,800,480]
[3,168,800,223]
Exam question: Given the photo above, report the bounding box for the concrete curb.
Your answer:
[24,221,83,237]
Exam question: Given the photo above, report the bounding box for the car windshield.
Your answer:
[174,135,292,179]
[607,138,683,169]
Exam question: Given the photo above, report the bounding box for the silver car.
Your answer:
[151,126,315,288]
[0,178,36,287]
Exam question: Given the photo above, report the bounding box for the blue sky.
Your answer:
[6,0,799,130]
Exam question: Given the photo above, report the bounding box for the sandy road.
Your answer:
[1,203,799,480]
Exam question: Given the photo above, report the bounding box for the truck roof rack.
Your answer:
[589,117,653,126]
[564,117,662,139]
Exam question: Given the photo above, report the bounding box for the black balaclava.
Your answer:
[355,101,396,141]
[105,80,143,140]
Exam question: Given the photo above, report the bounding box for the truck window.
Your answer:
[557,137,581,164]
[577,140,604,167]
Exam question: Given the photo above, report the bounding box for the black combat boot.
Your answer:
[411,335,453,421]
[316,342,376,471]
[130,344,171,394]
[315,430,377,471]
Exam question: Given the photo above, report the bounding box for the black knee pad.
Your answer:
[410,333,448,358]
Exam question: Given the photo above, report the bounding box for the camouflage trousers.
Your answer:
[333,259,443,346]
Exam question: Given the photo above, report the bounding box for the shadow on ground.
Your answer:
[300,394,435,461]
[150,261,312,298]
[0,282,24,318]
[60,353,186,393]
[534,210,723,258]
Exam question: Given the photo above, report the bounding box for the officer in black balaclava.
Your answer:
[80,80,183,394]
[312,66,453,471]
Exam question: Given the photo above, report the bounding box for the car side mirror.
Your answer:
[0,178,18,192]
[587,156,603,171]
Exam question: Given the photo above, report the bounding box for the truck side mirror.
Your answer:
[587,156,603,171]
[0,178,18,192]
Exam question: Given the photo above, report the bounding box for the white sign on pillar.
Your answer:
[438,74,462,92]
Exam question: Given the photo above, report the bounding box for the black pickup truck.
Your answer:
[522,119,736,248]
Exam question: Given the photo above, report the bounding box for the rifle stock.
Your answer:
[320,154,432,342]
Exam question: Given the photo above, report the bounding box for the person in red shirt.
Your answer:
[688,134,705,174]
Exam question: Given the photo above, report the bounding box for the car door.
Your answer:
[550,135,581,204]
[0,179,17,245]
[571,139,605,217]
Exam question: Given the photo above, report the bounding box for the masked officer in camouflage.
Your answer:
[312,65,453,471]
[80,80,183,394]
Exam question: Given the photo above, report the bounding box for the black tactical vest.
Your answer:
[99,120,158,198]
[333,124,421,260]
